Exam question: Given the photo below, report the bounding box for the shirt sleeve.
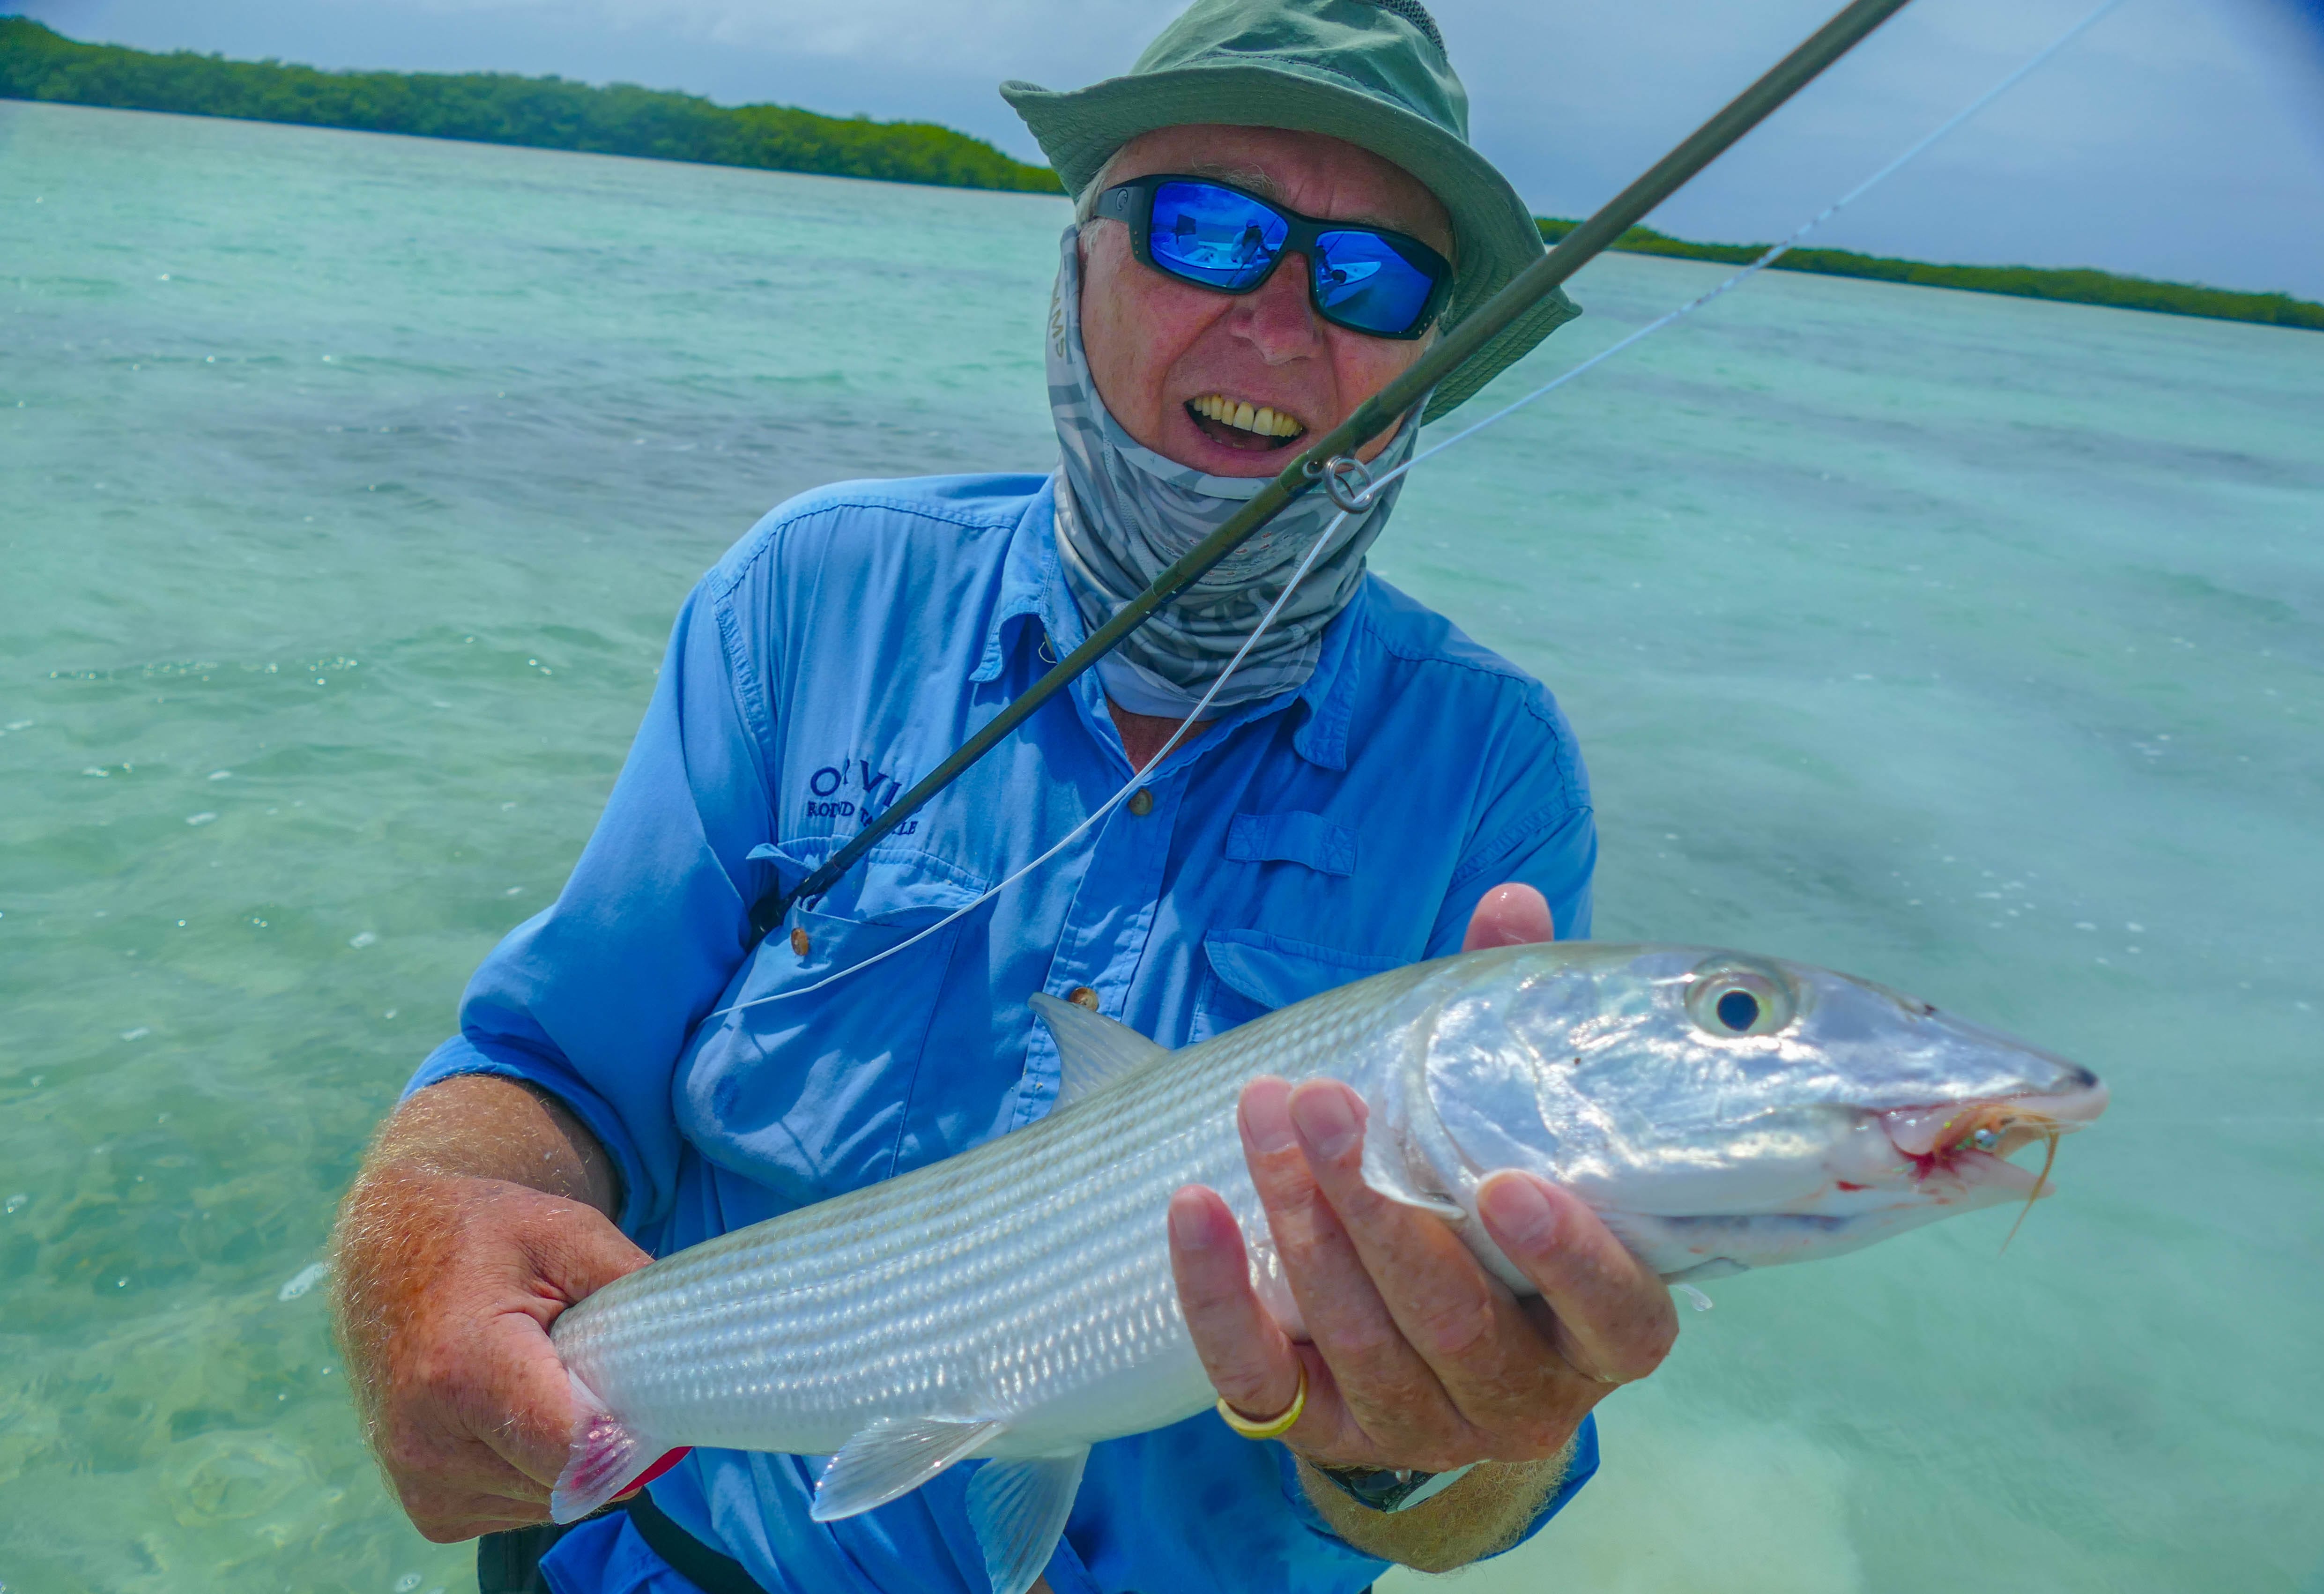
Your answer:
[404,564,778,1235]
[1423,684,1597,957]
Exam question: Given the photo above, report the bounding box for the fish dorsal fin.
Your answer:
[809,1415,1006,1523]
[966,1447,1089,1594]
[1029,993,1171,1108]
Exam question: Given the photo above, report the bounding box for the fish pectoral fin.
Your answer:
[966,1447,1089,1594]
[810,1416,1008,1522]
[1359,1133,1465,1221]
[1030,993,1171,1108]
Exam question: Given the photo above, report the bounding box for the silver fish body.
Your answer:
[548,943,2105,1591]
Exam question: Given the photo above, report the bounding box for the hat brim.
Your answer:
[1002,64,1577,422]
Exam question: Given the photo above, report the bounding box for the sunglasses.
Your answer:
[1095,175,1454,341]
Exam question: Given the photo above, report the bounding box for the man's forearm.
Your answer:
[330,1076,621,1423]
[343,1074,619,1210]
[1295,1445,1574,1574]
[326,1075,652,1538]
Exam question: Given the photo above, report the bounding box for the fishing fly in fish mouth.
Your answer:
[327,1,2115,1592]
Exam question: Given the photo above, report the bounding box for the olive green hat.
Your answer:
[1001,0,1577,423]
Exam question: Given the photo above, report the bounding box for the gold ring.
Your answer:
[1215,1364,1307,1441]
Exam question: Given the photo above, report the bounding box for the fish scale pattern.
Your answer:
[551,963,1443,1460]
[551,942,2102,1490]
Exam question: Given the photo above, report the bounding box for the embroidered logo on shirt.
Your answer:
[804,757,914,832]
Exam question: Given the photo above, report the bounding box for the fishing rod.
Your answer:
[712,0,2129,1014]
[762,0,1918,929]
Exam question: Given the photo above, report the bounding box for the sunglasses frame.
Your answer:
[1094,174,1454,341]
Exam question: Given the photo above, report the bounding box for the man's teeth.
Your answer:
[1191,394,1303,437]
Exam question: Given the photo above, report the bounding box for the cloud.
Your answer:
[20,0,2324,294]
[398,0,1175,74]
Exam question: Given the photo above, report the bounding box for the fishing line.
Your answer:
[711,0,2126,1018]
[768,0,1928,921]
[1364,0,2131,501]
[709,504,1357,1019]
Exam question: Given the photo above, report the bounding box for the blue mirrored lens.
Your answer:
[1147,181,1288,292]
[1313,231,1438,334]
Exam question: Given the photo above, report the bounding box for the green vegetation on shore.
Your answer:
[0,16,1061,194]
[1537,217,2323,332]
[6,17,2315,330]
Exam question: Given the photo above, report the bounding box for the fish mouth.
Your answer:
[1876,1081,2109,1197]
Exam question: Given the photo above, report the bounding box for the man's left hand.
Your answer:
[1167,883,1678,1476]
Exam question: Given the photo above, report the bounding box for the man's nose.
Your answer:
[1227,252,1325,363]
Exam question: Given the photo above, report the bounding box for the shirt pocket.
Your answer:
[676,843,988,1211]
[1191,928,1404,1042]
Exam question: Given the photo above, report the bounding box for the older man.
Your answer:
[332,1,1677,1590]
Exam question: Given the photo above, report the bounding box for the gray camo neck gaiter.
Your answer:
[1046,226,1418,717]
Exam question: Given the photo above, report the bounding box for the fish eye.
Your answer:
[1683,957,1798,1038]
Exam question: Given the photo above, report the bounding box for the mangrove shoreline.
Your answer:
[6,17,2316,332]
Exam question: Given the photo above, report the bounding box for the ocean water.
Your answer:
[2,99,2319,1594]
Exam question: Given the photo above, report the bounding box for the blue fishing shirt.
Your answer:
[408,472,1602,1594]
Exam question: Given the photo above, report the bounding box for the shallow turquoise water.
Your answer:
[2,101,2319,1594]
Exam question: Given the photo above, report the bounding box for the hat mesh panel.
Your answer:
[1351,0,1445,56]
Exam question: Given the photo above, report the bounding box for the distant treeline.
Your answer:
[0,17,1062,194]
[1537,217,2324,333]
[7,17,2317,329]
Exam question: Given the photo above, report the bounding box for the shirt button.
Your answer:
[789,927,811,956]
[1127,788,1155,817]
[1066,986,1100,1011]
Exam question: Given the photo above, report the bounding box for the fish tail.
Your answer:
[549,1373,678,1524]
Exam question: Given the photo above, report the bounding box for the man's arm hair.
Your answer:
[1295,1444,1575,1574]
[336,1074,618,1228]
[329,1075,620,1432]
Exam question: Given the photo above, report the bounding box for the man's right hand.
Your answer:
[331,1075,651,1542]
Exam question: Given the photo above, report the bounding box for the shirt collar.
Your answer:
[978,474,1362,773]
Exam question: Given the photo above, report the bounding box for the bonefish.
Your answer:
[546,942,2107,1593]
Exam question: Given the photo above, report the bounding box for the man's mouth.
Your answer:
[1185,393,1307,452]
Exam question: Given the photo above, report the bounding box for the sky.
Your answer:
[14,0,2324,297]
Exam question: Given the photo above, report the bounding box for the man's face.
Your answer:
[1079,124,1453,477]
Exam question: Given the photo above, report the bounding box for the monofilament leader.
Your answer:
[331,3,1683,1591]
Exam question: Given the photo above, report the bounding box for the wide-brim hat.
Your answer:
[1002,0,1578,423]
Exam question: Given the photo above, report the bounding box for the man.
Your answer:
[332,2,1678,1590]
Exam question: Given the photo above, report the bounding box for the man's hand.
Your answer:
[1166,884,1678,1566]
[331,1076,651,1542]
